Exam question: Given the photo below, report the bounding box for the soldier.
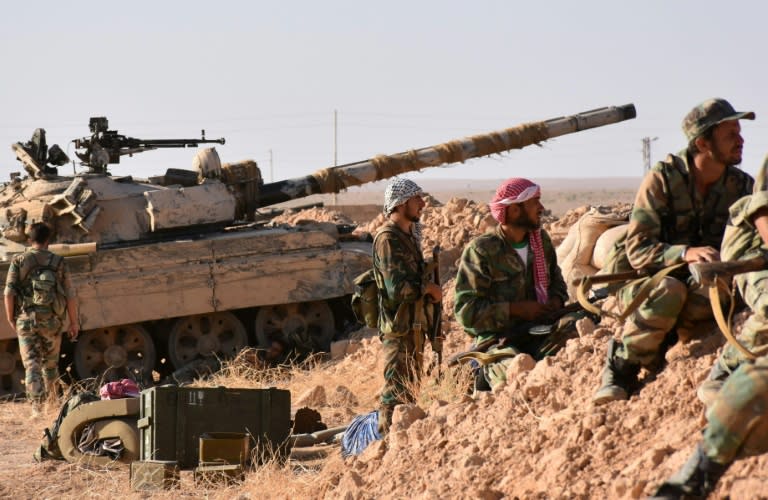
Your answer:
[374,178,442,432]
[454,177,569,390]
[592,98,755,405]
[650,172,768,499]
[4,223,78,412]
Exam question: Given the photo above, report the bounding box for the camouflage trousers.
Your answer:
[17,313,62,402]
[616,275,714,366]
[379,330,424,425]
[483,316,579,390]
[703,355,768,463]
[719,270,768,371]
[701,270,768,464]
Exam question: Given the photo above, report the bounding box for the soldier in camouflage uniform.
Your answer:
[650,166,768,499]
[374,178,442,432]
[592,98,755,405]
[455,178,569,390]
[4,223,78,408]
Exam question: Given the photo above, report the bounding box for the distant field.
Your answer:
[276,177,641,218]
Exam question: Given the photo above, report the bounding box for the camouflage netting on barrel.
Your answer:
[556,205,630,300]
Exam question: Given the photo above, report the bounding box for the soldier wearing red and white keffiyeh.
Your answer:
[454,177,570,390]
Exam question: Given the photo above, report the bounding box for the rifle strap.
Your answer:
[708,280,768,360]
[450,350,519,367]
[576,263,685,321]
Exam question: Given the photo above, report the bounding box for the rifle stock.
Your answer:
[689,255,768,286]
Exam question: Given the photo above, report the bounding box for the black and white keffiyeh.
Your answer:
[383,178,423,214]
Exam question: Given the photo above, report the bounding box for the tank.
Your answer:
[0,104,636,396]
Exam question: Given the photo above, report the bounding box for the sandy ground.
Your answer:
[2,180,766,500]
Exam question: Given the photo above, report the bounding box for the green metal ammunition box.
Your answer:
[199,432,250,465]
[130,460,180,491]
[138,386,291,469]
[194,463,245,485]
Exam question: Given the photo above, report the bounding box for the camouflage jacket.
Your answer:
[373,222,426,337]
[720,191,768,263]
[454,225,567,341]
[4,248,75,318]
[608,150,753,272]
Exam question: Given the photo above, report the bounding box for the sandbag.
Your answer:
[591,224,628,269]
[558,207,629,299]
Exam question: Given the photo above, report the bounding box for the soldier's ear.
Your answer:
[694,135,712,155]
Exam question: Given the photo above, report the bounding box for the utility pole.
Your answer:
[642,136,658,174]
[332,109,338,205]
[269,149,273,183]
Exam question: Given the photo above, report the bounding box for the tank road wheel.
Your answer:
[0,339,25,399]
[167,312,248,369]
[75,325,156,383]
[255,301,335,354]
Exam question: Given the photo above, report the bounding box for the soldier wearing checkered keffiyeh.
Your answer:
[373,178,442,433]
[454,177,571,391]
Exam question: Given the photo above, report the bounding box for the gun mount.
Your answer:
[0,103,636,397]
[73,116,226,173]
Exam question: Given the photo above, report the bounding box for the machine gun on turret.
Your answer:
[73,116,226,173]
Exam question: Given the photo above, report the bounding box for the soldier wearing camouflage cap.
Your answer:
[650,171,768,499]
[373,178,441,432]
[593,99,755,406]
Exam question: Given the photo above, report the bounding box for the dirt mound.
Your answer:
[276,198,766,499]
[270,207,356,226]
[317,319,765,499]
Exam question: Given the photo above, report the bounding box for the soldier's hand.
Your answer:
[684,246,720,263]
[546,297,563,311]
[68,323,79,342]
[509,301,550,322]
[425,282,442,302]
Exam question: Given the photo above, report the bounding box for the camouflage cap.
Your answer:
[682,98,755,141]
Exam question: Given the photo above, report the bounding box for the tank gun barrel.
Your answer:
[256,104,636,207]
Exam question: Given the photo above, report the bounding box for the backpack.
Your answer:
[350,226,424,329]
[351,268,379,328]
[21,252,66,319]
[33,390,101,461]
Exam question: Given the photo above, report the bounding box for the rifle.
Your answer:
[446,288,607,367]
[428,245,443,376]
[688,254,768,286]
[688,254,768,360]
[73,116,225,173]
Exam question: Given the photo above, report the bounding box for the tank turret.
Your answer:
[0,104,635,396]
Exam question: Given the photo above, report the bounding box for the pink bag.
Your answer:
[99,378,140,399]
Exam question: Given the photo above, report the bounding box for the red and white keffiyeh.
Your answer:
[489,178,549,304]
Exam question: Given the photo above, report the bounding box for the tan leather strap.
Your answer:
[450,350,519,367]
[576,263,685,320]
[708,280,768,360]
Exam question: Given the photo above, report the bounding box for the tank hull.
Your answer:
[0,226,369,341]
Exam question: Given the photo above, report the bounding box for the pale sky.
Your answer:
[1,0,766,186]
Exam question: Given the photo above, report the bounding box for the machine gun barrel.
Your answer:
[256,103,636,207]
[73,116,225,172]
[116,137,226,149]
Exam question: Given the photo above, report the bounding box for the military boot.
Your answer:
[592,338,640,405]
[649,443,729,499]
[377,405,394,435]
